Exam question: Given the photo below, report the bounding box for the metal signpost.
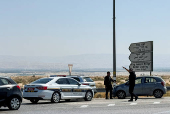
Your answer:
[113,0,116,86]
[129,41,153,75]
[68,64,73,75]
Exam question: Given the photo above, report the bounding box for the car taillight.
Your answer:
[16,85,21,89]
[161,82,165,87]
[82,83,89,85]
[36,86,47,90]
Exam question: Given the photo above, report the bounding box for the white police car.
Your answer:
[23,77,94,103]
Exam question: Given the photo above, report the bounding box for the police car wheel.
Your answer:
[117,91,126,99]
[51,92,60,103]
[30,99,39,104]
[85,91,92,101]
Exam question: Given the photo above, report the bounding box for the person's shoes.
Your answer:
[135,96,138,101]
[110,98,113,99]
[128,99,133,102]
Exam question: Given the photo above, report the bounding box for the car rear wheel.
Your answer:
[153,90,163,98]
[117,91,126,99]
[84,91,93,101]
[8,97,21,110]
[30,99,39,104]
[51,92,60,103]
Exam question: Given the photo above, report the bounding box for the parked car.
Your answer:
[0,76,22,110]
[66,75,97,94]
[23,77,94,104]
[50,75,97,94]
[113,76,167,99]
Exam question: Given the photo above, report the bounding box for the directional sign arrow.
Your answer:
[129,62,153,72]
[129,41,153,53]
[129,52,153,62]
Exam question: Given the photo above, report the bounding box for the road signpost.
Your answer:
[129,41,153,75]
[129,52,153,62]
[68,64,73,75]
[129,41,153,53]
[130,62,153,72]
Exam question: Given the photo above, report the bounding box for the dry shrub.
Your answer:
[96,82,105,88]
[163,91,170,97]
[11,76,47,85]
[90,76,105,81]
[94,92,105,98]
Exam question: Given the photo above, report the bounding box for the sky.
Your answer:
[0,0,170,57]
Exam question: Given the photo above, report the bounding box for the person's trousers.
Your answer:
[129,85,137,100]
[105,87,112,99]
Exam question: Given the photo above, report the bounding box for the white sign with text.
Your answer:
[130,62,153,72]
[129,52,153,62]
[129,41,153,53]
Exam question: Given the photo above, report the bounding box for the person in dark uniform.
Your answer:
[104,71,114,99]
[122,67,138,102]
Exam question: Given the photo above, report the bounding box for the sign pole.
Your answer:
[113,0,116,86]
[68,64,73,75]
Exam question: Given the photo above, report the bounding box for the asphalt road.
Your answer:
[1,97,170,114]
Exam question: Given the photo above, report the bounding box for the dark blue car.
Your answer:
[113,76,167,99]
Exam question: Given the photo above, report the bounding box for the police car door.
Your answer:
[56,78,72,98]
[67,78,84,98]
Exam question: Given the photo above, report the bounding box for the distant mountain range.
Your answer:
[0,54,169,72]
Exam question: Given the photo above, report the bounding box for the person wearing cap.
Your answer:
[104,71,115,99]
[122,67,138,102]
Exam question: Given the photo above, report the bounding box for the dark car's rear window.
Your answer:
[83,77,93,82]
[0,78,12,85]
[31,78,53,84]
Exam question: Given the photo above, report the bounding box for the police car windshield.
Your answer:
[31,78,53,84]
[83,77,93,82]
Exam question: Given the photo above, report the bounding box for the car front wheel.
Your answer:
[84,91,93,101]
[117,91,126,99]
[8,97,21,110]
[153,90,163,98]
[51,92,60,103]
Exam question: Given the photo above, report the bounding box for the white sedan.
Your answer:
[23,77,94,103]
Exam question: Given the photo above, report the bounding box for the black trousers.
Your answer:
[105,87,112,99]
[129,85,137,100]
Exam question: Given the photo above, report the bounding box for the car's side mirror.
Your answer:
[77,83,81,86]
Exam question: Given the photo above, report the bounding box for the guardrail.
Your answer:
[96,87,170,92]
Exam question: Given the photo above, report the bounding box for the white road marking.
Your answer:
[153,102,160,104]
[108,104,115,106]
[130,103,137,105]
[80,105,88,108]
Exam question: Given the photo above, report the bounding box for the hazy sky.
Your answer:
[0,0,170,57]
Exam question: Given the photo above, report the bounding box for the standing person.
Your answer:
[122,67,138,101]
[104,71,114,99]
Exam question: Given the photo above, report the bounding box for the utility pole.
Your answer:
[113,0,116,86]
